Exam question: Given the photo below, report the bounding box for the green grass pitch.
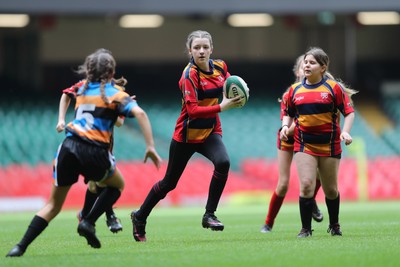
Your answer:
[1,201,399,267]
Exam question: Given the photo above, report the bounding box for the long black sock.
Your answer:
[105,207,114,218]
[299,196,314,231]
[205,172,228,214]
[136,184,165,221]
[85,187,121,225]
[95,186,114,217]
[325,193,340,225]
[94,187,114,217]
[18,215,48,250]
[81,189,98,217]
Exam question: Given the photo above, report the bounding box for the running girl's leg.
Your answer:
[7,185,71,257]
[135,139,195,220]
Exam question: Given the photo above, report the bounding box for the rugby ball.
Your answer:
[223,75,250,107]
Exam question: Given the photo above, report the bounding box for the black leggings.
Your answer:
[138,134,230,219]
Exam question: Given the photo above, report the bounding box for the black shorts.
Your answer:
[53,136,116,186]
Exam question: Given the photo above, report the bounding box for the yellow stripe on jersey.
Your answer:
[199,98,219,106]
[68,126,111,143]
[76,95,111,108]
[298,113,334,127]
[294,86,331,94]
[303,143,333,155]
[187,128,214,142]
[325,79,337,89]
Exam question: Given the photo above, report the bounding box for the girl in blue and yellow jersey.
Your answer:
[7,49,162,257]
[130,30,244,242]
[56,76,130,234]
[281,47,356,238]
[260,55,324,234]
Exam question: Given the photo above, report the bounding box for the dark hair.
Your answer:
[304,47,329,71]
[305,47,358,103]
[75,49,117,104]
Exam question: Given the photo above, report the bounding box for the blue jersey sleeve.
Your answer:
[117,96,138,118]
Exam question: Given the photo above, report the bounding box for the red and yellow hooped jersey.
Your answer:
[286,77,354,156]
[276,129,294,151]
[173,58,230,143]
[276,91,294,151]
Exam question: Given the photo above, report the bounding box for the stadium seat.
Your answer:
[1,98,400,206]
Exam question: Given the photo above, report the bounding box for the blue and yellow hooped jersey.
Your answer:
[66,82,137,148]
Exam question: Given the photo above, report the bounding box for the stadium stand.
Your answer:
[380,97,400,154]
[1,95,398,167]
[355,99,394,135]
[1,96,400,207]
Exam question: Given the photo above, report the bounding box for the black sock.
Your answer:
[205,172,228,214]
[136,184,165,221]
[81,189,98,217]
[299,196,314,231]
[18,215,48,250]
[325,193,340,225]
[85,187,121,225]
[96,186,114,218]
[105,207,114,218]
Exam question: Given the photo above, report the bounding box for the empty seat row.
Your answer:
[1,99,399,167]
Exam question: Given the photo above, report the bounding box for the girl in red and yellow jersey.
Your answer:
[6,49,162,257]
[173,57,227,143]
[261,55,324,234]
[131,30,244,242]
[281,47,356,238]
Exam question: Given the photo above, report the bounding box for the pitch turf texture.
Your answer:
[2,201,399,267]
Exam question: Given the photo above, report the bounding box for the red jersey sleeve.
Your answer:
[334,83,355,116]
[280,91,289,120]
[182,69,221,119]
[62,80,85,98]
[286,86,296,118]
[181,71,198,104]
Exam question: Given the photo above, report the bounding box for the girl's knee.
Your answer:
[300,181,315,197]
[276,184,289,195]
[324,188,339,199]
[88,181,97,193]
[215,158,230,173]
[158,179,177,195]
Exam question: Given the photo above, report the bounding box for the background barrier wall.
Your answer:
[1,157,399,211]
